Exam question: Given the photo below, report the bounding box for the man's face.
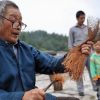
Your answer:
[77,15,85,25]
[0,6,22,43]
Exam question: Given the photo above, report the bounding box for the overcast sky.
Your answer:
[11,0,100,35]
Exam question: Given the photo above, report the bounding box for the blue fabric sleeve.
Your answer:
[32,47,65,74]
[0,89,24,100]
[45,93,57,100]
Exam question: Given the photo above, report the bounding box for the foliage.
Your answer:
[20,30,68,51]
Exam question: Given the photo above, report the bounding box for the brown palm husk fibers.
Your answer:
[62,45,87,80]
[44,74,65,92]
[52,74,65,84]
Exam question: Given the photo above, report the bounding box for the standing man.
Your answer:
[68,10,94,96]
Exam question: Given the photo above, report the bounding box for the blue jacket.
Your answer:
[0,40,64,100]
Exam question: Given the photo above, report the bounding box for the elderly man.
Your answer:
[0,0,93,100]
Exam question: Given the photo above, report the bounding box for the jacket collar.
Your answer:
[0,39,20,47]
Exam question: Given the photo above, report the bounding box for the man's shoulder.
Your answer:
[69,26,77,34]
[70,26,76,29]
[19,41,29,46]
[19,41,33,49]
[70,25,78,31]
[70,24,87,29]
[19,41,38,53]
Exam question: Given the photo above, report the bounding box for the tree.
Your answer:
[20,30,68,51]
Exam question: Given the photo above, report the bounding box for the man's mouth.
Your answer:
[12,32,20,36]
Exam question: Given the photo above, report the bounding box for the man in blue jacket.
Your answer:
[0,0,93,100]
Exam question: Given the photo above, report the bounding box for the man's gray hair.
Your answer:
[0,0,19,23]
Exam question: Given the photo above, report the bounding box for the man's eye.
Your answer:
[9,16,16,20]
[10,20,15,23]
[18,21,23,25]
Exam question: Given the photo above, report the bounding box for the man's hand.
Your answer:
[22,88,45,100]
[81,41,94,55]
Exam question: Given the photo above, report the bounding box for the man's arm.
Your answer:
[0,89,24,100]
[68,28,74,49]
[31,47,65,74]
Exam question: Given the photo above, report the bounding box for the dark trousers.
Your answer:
[96,79,100,100]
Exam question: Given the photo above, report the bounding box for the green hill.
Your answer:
[20,30,68,51]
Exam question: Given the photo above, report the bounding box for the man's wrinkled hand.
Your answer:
[22,88,45,100]
[81,41,94,55]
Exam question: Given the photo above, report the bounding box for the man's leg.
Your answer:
[96,79,100,100]
[76,77,84,96]
[86,56,97,91]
